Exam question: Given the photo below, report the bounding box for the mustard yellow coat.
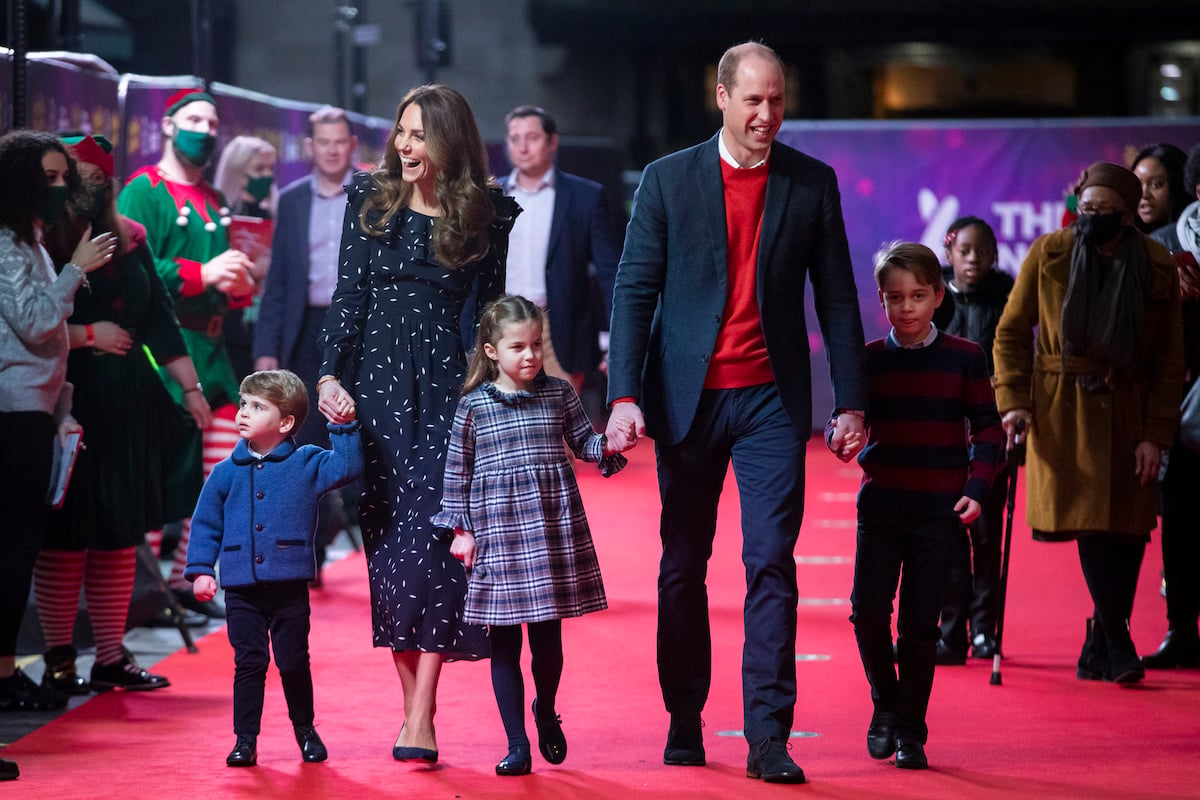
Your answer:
[992,227,1183,537]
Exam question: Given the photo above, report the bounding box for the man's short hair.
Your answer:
[240,369,309,430]
[717,41,785,92]
[873,241,944,291]
[308,105,350,137]
[504,105,557,138]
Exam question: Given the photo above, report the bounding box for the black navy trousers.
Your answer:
[654,383,806,746]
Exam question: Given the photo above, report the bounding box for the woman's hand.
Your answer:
[57,414,82,445]
[449,530,477,569]
[183,387,212,429]
[318,377,356,424]
[1001,409,1032,451]
[90,321,133,356]
[1134,441,1163,486]
[70,226,118,273]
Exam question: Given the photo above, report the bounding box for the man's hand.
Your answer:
[202,249,256,296]
[605,402,645,452]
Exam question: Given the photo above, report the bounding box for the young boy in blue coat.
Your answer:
[185,369,362,768]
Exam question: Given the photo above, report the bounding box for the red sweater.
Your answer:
[705,159,774,389]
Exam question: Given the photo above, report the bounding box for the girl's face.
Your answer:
[484,319,543,392]
[42,150,69,186]
[394,103,437,196]
[946,224,996,289]
[1134,156,1172,229]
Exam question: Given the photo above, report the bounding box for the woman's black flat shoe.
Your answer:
[495,747,532,776]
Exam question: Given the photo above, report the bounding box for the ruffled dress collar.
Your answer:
[481,374,547,405]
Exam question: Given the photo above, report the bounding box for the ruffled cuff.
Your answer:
[598,452,627,478]
[430,509,473,533]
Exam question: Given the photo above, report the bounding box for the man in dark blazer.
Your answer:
[605,42,869,784]
[252,106,358,577]
[499,105,620,389]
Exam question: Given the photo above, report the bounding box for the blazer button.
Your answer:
[255,554,264,564]
[701,353,710,363]
[256,463,264,470]
[255,523,264,531]
[714,314,721,323]
[256,491,264,499]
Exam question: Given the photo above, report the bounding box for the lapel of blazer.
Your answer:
[696,136,729,290]
[757,151,790,303]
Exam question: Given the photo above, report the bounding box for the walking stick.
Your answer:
[991,420,1026,686]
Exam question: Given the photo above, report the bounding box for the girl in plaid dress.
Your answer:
[433,295,626,776]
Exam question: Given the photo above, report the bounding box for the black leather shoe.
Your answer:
[746,737,805,784]
[495,746,532,776]
[227,735,257,767]
[866,710,896,760]
[177,592,226,619]
[295,724,328,762]
[89,649,170,692]
[970,633,998,660]
[664,715,705,766]
[935,640,967,666]
[42,646,90,696]
[0,757,18,781]
[894,736,928,769]
[1077,617,1110,681]
[532,699,566,764]
[0,668,68,711]
[1142,629,1200,669]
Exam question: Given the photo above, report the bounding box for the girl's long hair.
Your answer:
[462,295,545,395]
[359,85,496,269]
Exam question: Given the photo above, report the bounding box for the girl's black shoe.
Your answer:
[495,746,532,776]
[532,699,567,764]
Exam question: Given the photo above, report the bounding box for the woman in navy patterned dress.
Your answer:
[434,296,626,776]
[316,85,517,762]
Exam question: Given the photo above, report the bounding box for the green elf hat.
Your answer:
[164,88,216,118]
[60,132,114,179]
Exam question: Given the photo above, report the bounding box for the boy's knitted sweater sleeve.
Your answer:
[183,459,234,581]
[963,344,1005,503]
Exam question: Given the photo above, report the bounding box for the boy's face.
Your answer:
[878,268,944,347]
[946,224,996,288]
[237,392,295,451]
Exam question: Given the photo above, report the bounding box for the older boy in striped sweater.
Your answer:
[827,242,1004,771]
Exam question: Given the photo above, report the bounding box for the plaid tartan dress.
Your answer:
[432,376,624,625]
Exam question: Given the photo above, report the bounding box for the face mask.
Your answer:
[41,185,70,223]
[245,175,273,203]
[174,128,217,166]
[1075,211,1125,246]
[83,185,112,223]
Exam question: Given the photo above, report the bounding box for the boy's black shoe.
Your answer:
[532,699,566,764]
[0,757,18,781]
[866,710,896,759]
[894,736,928,769]
[746,737,805,784]
[227,735,257,767]
[295,724,328,762]
[663,715,705,766]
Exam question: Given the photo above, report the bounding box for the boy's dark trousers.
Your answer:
[225,581,314,736]
[850,512,958,743]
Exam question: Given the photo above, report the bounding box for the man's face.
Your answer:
[506,115,557,179]
[165,100,219,137]
[308,121,357,180]
[716,54,785,167]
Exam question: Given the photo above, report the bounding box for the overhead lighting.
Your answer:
[1160,63,1183,79]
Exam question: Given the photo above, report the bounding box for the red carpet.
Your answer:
[5,441,1200,799]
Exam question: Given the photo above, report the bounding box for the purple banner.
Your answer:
[0,50,11,133]
[26,55,120,143]
[776,118,1200,420]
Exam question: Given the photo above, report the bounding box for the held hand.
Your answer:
[318,378,356,424]
[57,415,82,445]
[202,249,256,296]
[449,530,476,569]
[955,496,982,524]
[193,575,217,603]
[829,412,866,462]
[91,321,133,356]
[1002,409,1032,452]
[1134,441,1163,486]
[605,402,644,452]
[184,388,212,429]
[70,226,118,272]
[254,356,279,372]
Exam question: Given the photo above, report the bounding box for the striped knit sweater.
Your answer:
[854,331,1004,519]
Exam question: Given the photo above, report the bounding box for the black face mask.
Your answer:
[1076,212,1125,246]
[82,185,112,224]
